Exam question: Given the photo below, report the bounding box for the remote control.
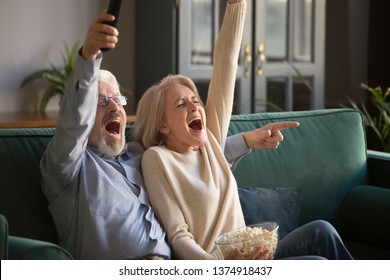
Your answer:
[101,0,123,52]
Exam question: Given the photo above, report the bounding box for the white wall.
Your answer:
[0,0,135,114]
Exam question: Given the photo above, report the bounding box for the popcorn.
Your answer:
[215,222,279,259]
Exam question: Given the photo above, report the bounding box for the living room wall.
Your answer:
[0,0,135,114]
[0,0,376,116]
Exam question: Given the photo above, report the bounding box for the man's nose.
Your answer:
[107,98,121,111]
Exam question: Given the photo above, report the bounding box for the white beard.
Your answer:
[96,136,125,157]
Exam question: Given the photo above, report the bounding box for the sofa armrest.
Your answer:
[8,236,73,260]
[367,150,390,188]
[0,214,9,259]
[338,185,390,252]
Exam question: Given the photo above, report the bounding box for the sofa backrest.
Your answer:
[228,108,368,225]
[0,126,141,244]
[0,108,368,244]
[0,128,57,243]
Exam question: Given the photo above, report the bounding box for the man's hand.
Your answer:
[243,121,300,150]
[81,11,119,61]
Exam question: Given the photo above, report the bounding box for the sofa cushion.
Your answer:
[238,187,301,239]
[8,236,73,260]
[338,185,390,252]
[0,214,9,259]
[229,108,367,226]
[0,128,58,244]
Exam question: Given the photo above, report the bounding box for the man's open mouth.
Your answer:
[105,120,121,135]
[188,118,203,130]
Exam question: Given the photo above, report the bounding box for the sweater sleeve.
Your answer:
[205,1,246,147]
[225,133,252,170]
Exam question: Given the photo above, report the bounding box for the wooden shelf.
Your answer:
[0,111,135,128]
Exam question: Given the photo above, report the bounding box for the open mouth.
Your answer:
[188,118,203,131]
[105,120,121,135]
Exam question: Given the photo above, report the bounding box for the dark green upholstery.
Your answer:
[0,108,389,259]
[8,236,72,260]
[0,128,72,260]
[0,213,71,260]
[229,108,368,225]
[228,108,390,259]
[338,185,390,251]
[0,214,9,259]
[0,128,58,244]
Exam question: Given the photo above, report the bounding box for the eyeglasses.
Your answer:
[97,95,127,107]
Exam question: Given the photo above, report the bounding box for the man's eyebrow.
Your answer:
[98,93,120,97]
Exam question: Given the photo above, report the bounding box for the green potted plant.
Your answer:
[20,41,80,113]
[348,83,390,152]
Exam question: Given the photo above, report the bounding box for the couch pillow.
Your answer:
[238,187,301,239]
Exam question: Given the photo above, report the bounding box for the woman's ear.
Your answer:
[159,123,170,134]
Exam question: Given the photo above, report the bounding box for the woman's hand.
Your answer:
[224,246,273,260]
[243,121,300,150]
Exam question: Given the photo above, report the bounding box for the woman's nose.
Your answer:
[189,102,197,112]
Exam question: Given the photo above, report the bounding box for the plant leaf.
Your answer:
[358,83,390,151]
[21,40,79,111]
[20,69,52,88]
[39,85,59,112]
[289,63,313,93]
[63,40,79,75]
[48,62,62,74]
[42,72,65,87]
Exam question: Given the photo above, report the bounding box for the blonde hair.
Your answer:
[133,74,204,149]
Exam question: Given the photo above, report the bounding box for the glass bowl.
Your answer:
[214,222,279,259]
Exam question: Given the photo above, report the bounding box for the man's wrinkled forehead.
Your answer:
[98,80,120,97]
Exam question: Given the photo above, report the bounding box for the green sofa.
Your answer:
[1,108,389,259]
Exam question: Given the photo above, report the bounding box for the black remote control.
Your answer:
[101,0,123,52]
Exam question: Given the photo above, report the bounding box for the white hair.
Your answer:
[98,69,120,93]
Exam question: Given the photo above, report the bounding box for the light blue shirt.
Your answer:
[40,53,250,260]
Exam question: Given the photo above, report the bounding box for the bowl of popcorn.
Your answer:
[214,222,279,259]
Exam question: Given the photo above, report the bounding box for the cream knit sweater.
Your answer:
[142,0,247,260]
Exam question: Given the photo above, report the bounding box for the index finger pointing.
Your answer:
[270,121,300,131]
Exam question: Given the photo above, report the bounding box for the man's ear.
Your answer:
[159,123,170,134]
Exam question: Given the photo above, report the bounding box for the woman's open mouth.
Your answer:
[188,118,203,131]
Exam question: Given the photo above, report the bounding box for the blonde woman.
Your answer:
[133,0,249,260]
[133,0,352,261]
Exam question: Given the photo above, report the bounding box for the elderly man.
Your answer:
[40,10,286,260]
